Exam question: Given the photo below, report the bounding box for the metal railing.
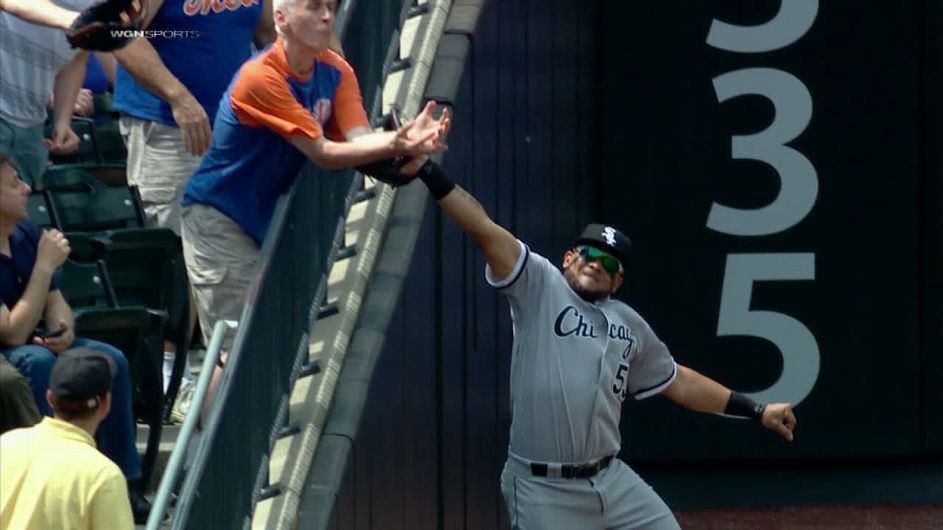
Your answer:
[147,0,416,527]
[167,165,355,530]
[146,319,236,530]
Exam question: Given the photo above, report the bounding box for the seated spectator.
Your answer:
[0,153,150,522]
[0,347,134,529]
[0,355,39,434]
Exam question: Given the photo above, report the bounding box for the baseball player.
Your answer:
[406,160,798,529]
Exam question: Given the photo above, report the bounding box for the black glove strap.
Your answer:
[418,159,455,200]
[725,391,766,422]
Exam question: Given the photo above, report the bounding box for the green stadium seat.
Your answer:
[27,191,57,229]
[57,259,166,488]
[46,180,146,232]
[95,118,127,164]
[67,228,191,415]
[43,163,127,190]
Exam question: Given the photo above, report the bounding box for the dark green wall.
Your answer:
[601,0,939,461]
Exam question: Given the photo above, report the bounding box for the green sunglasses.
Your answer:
[576,246,622,275]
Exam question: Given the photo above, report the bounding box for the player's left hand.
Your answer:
[761,402,797,442]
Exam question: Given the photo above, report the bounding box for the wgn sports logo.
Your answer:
[110,30,200,39]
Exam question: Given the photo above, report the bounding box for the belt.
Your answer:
[529,455,614,479]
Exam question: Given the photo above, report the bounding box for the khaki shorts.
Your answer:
[120,115,202,235]
[181,204,259,350]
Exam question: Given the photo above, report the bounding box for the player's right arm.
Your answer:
[435,182,521,281]
[0,0,77,29]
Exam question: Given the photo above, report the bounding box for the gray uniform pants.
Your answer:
[501,457,680,530]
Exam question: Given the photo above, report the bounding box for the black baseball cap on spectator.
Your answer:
[574,223,632,269]
[49,348,116,412]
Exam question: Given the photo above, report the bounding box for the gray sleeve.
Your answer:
[627,320,677,400]
[484,240,555,305]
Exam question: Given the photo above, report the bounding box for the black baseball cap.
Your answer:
[573,223,632,269]
[49,348,116,412]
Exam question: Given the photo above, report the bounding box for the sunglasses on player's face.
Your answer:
[575,246,622,275]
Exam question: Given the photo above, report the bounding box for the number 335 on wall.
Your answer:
[707,0,820,407]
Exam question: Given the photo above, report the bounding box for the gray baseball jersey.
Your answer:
[486,241,677,464]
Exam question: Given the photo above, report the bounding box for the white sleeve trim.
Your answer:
[485,240,528,288]
[632,362,678,400]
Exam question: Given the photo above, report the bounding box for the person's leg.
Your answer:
[500,465,605,530]
[601,460,680,530]
[180,204,258,425]
[120,116,202,233]
[71,337,143,481]
[120,116,203,387]
[0,355,41,434]
[2,344,57,416]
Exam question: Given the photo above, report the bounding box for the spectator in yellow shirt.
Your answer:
[0,347,134,529]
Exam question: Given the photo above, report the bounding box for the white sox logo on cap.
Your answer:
[602,226,617,246]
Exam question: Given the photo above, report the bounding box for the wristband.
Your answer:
[724,391,766,422]
[417,159,455,200]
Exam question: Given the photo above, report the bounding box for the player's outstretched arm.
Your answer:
[413,163,520,281]
[382,105,520,275]
[661,364,797,441]
[1,0,77,29]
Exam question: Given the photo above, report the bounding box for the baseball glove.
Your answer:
[66,0,147,52]
[356,107,414,187]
